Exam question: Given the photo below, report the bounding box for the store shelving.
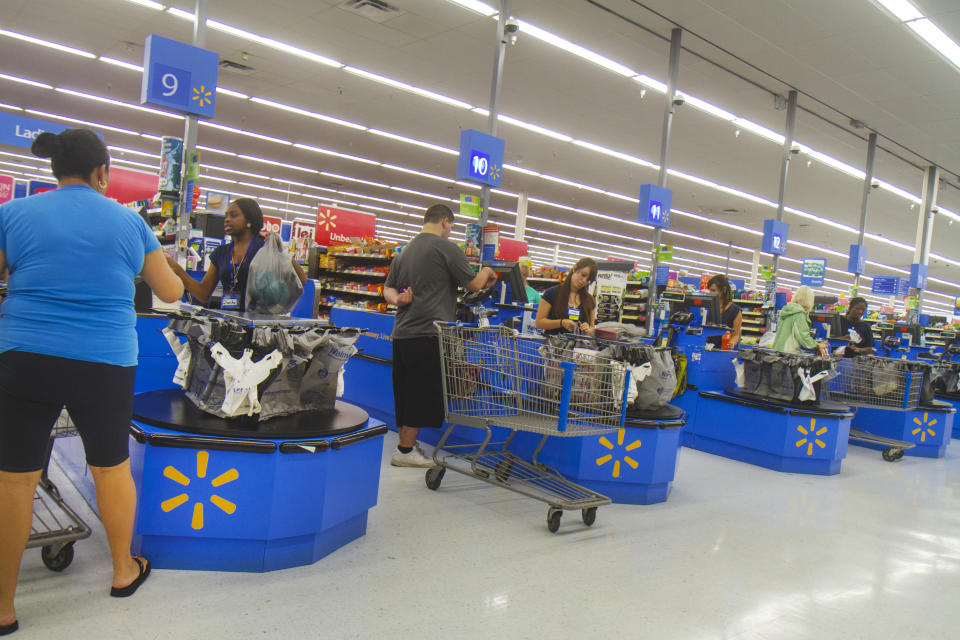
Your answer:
[312,243,397,320]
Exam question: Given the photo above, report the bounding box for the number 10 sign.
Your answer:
[456,129,505,188]
[141,34,219,118]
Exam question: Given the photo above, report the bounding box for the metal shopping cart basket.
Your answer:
[25,410,92,571]
[827,356,931,461]
[428,324,631,533]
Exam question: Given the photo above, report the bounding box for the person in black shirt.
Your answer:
[706,274,742,349]
[839,297,874,357]
[535,257,597,335]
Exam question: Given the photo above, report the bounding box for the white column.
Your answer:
[750,249,760,292]
[514,191,528,241]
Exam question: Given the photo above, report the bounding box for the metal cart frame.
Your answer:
[427,324,631,532]
[26,412,92,571]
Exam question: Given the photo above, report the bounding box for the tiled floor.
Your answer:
[11,431,960,639]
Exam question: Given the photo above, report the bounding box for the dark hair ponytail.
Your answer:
[31,128,109,183]
[232,198,264,234]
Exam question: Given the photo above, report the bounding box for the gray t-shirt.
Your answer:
[386,233,477,339]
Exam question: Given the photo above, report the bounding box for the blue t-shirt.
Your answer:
[0,185,161,366]
[208,235,265,312]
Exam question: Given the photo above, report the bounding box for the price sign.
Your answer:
[141,34,219,118]
[638,184,672,228]
[456,129,504,187]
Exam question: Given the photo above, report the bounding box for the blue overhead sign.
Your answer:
[27,179,57,196]
[848,244,866,275]
[909,263,928,290]
[762,219,788,255]
[638,184,672,228]
[141,34,219,118]
[871,276,898,295]
[800,257,826,287]
[456,129,504,187]
[0,112,71,149]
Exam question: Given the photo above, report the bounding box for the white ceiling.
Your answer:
[0,0,958,311]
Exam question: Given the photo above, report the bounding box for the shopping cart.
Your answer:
[25,410,92,571]
[828,356,925,461]
[428,324,632,532]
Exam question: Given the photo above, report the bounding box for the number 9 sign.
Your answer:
[150,63,191,108]
[141,34,219,118]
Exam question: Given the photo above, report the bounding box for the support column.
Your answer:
[913,165,939,312]
[771,90,798,291]
[645,27,682,335]
[553,243,560,265]
[750,249,760,293]
[478,0,511,227]
[853,132,878,293]
[515,191,528,241]
[175,0,209,261]
[725,242,732,276]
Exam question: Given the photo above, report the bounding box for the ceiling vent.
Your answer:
[338,0,406,23]
[219,59,256,75]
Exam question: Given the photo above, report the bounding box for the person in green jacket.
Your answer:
[771,286,827,355]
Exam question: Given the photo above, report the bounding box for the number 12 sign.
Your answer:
[141,34,219,118]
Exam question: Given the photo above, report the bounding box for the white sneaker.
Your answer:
[391,445,436,468]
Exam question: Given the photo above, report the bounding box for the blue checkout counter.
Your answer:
[334,306,688,505]
[56,312,387,573]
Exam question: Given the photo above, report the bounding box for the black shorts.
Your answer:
[0,350,136,472]
[392,336,444,429]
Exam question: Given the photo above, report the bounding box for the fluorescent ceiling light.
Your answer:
[108,146,159,159]
[516,20,637,77]
[368,129,458,155]
[0,102,22,111]
[444,0,497,16]
[55,87,184,119]
[292,143,381,166]
[99,57,144,72]
[197,145,237,157]
[25,109,139,135]
[125,0,166,9]
[875,0,924,22]
[139,133,164,141]
[207,19,343,68]
[633,75,667,93]
[0,73,52,89]
[111,157,159,171]
[200,121,293,145]
[165,7,194,20]
[250,97,366,130]
[202,164,271,180]
[676,93,736,121]
[571,140,656,168]
[380,164,451,183]
[497,114,573,142]
[908,18,960,69]
[319,171,390,189]
[503,163,540,177]
[732,118,785,144]
[343,66,473,109]
[216,87,249,99]
[0,29,96,58]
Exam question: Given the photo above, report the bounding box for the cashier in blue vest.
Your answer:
[165,198,306,312]
[535,257,598,335]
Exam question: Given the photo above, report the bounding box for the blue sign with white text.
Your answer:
[909,263,928,290]
[762,219,788,255]
[848,244,866,275]
[456,129,504,188]
[0,112,72,149]
[800,257,826,287]
[871,276,898,295]
[141,34,219,118]
[638,184,672,228]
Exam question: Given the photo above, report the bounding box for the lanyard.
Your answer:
[227,240,255,294]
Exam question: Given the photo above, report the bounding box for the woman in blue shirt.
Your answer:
[165,199,305,312]
[0,129,183,635]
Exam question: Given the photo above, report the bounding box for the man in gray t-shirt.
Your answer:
[383,204,496,468]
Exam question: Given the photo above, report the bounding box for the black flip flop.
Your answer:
[110,557,151,598]
[0,620,18,636]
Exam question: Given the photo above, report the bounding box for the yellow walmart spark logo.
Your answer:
[318,208,338,232]
[489,164,501,181]
[596,428,641,478]
[161,451,238,530]
[192,84,213,107]
[912,412,937,443]
[796,418,827,456]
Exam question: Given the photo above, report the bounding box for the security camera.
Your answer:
[672,95,685,107]
[871,180,880,189]
[504,18,519,45]
[789,144,801,155]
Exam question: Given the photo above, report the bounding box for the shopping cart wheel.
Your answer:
[581,507,597,527]
[425,466,445,491]
[882,448,903,462]
[41,543,74,572]
[547,507,563,533]
[494,459,513,483]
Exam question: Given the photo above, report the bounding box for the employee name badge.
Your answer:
[568,307,581,321]
[222,294,240,309]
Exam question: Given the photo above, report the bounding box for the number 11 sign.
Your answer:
[141,34,219,118]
